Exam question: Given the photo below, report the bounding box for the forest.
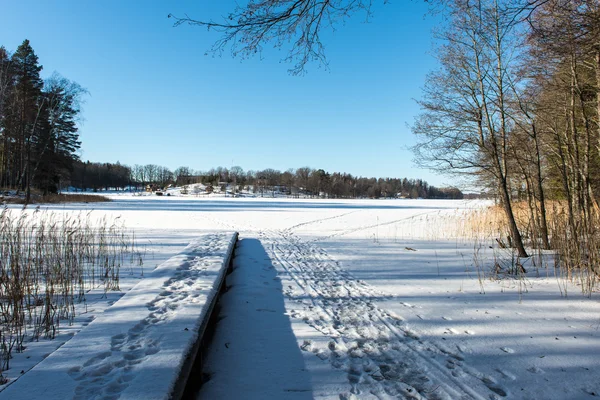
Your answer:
[0,40,84,203]
[69,161,464,199]
[410,0,600,264]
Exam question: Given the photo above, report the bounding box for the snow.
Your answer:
[2,195,599,399]
[1,230,237,400]
[198,238,314,399]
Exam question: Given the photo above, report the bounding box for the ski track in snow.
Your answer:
[203,214,509,400]
[283,211,359,233]
[270,232,507,400]
[68,234,224,400]
[308,211,443,243]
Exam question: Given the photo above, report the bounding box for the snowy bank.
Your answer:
[1,232,238,400]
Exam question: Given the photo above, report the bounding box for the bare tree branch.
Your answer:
[169,0,387,74]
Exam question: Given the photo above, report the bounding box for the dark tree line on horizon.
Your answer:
[69,161,464,199]
[0,40,85,202]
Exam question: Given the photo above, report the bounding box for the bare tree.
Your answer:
[230,165,244,193]
[144,164,159,184]
[169,0,386,74]
[412,0,529,257]
[174,166,192,181]
[295,166,312,193]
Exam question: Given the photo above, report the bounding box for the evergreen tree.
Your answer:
[0,41,84,198]
[33,74,84,193]
[0,46,15,188]
[10,39,44,201]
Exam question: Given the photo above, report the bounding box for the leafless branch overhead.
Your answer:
[169,0,388,75]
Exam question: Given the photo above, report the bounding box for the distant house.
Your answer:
[274,185,289,194]
[218,181,229,188]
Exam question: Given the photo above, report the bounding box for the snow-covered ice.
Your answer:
[2,195,599,399]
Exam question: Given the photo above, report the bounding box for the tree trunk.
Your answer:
[532,124,550,249]
[499,177,528,257]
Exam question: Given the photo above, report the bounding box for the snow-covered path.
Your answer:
[199,217,508,399]
[192,200,599,399]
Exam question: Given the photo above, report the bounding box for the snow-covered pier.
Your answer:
[1,232,238,400]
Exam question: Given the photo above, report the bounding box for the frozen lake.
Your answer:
[3,195,599,399]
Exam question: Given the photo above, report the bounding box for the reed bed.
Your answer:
[452,201,599,296]
[0,206,143,378]
[386,201,598,296]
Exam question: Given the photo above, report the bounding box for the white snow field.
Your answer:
[2,195,599,400]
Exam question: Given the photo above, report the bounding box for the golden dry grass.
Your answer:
[457,201,599,295]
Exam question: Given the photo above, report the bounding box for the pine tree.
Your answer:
[0,46,15,188]
[32,75,83,193]
[10,39,44,201]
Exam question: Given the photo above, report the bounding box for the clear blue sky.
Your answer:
[1,0,452,187]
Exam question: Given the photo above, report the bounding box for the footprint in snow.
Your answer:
[495,368,516,381]
[500,347,515,354]
[527,366,544,374]
[300,340,313,352]
[456,344,473,355]
[315,349,329,360]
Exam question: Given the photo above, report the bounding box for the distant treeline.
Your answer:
[70,162,463,199]
[0,40,86,202]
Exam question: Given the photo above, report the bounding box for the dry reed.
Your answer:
[455,201,599,296]
[0,206,143,378]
